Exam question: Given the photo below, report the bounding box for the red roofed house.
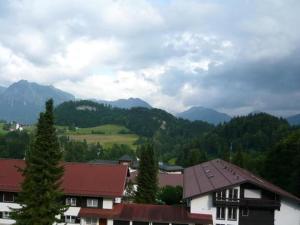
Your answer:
[184,159,300,225]
[0,159,212,225]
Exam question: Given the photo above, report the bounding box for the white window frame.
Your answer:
[65,215,76,223]
[228,188,239,201]
[216,190,226,201]
[66,197,77,206]
[228,207,237,221]
[86,217,98,225]
[3,211,10,219]
[87,198,98,208]
[216,206,225,220]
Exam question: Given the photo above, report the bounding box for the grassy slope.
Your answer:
[20,124,139,148]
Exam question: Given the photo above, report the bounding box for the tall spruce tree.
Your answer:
[12,99,66,225]
[135,142,158,204]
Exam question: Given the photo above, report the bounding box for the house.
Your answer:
[183,159,300,225]
[0,159,212,225]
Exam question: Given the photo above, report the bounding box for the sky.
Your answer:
[0,0,300,116]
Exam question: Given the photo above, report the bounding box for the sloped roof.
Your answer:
[129,171,183,187]
[79,203,212,224]
[0,159,128,197]
[119,155,133,162]
[183,159,300,202]
[159,164,183,172]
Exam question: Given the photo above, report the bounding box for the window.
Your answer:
[3,193,14,202]
[228,189,233,199]
[87,198,98,207]
[66,197,76,206]
[65,215,76,223]
[3,211,10,219]
[216,207,225,220]
[86,217,98,225]
[241,208,249,216]
[228,189,238,201]
[227,207,237,221]
[216,190,226,201]
[233,189,238,200]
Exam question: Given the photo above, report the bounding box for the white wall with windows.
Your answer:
[189,186,240,225]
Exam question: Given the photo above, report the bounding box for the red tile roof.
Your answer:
[129,171,183,187]
[0,159,128,197]
[183,159,300,202]
[79,203,212,225]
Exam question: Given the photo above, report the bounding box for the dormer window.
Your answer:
[87,198,98,208]
[66,197,76,206]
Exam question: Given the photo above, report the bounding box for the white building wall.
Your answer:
[190,186,240,225]
[107,219,114,225]
[103,198,113,209]
[274,197,300,225]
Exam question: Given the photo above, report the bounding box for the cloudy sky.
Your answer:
[0,0,300,116]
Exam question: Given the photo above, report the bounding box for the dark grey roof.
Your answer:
[119,154,133,162]
[159,164,183,172]
[89,159,118,165]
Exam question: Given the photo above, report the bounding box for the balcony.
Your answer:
[213,197,280,209]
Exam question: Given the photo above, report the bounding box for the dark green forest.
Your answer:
[0,100,299,197]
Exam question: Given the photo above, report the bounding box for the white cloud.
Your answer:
[0,0,300,115]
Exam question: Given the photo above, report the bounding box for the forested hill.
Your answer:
[54,100,214,138]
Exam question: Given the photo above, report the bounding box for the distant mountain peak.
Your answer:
[97,97,152,109]
[286,114,300,125]
[178,106,231,125]
[0,80,75,123]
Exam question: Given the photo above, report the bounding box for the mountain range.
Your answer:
[0,80,75,123]
[177,106,231,125]
[0,80,152,124]
[0,80,300,125]
[286,114,300,126]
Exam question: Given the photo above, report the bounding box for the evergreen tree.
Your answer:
[232,145,244,167]
[135,142,158,203]
[12,99,66,225]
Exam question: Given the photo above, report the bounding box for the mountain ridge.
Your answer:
[286,114,300,125]
[96,97,152,109]
[177,106,231,125]
[0,80,75,123]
